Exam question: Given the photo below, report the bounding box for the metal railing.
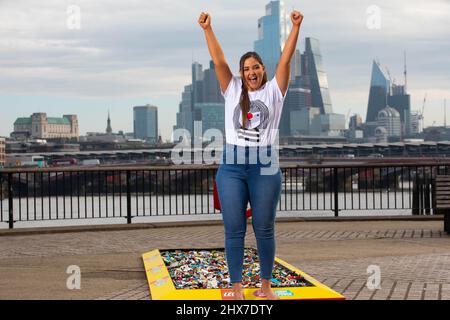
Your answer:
[2,161,450,229]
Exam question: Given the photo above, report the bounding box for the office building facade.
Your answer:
[280,37,335,137]
[254,0,289,79]
[13,113,79,140]
[290,107,320,136]
[280,75,312,136]
[366,60,390,123]
[301,37,333,115]
[388,84,411,136]
[174,84,194,139]
[175,61,224,143]
[376,106,401,138]
[348,114,364,140]
[365,59,411,138]
[134,105,158,143]
[410,112,421,135]
[311,113,346,136]
[194,102,225,136]
[349,114,363,131]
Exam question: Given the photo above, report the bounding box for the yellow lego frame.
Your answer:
[142,248,345,300]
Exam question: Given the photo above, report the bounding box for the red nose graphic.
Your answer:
[247,112,253,120]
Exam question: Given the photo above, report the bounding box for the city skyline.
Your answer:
[0,0,449,140]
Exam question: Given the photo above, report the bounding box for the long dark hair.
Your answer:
[239,51,268,129]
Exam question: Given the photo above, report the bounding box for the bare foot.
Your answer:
[232,283,245,300]
[261,279,280,300]
[261,288,280,300]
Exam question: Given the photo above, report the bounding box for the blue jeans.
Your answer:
[215,144,282,284]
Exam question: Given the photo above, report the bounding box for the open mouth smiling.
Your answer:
[248,75,258,86]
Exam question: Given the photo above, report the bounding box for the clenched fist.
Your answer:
[291,10,303,26]
[198,12,211,30]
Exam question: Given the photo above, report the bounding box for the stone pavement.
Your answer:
[0,218,449,300]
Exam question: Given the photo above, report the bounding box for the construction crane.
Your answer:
[384,66,397,95]
[419,93,427,132]
[404,51,408,93]
[385,67,392,83]
[384,66,392,90]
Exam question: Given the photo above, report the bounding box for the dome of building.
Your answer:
[377,106,400,119]
[374,126,388,136]
[375,105,401,138]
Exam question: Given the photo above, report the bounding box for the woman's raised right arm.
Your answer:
[198,12,233,93]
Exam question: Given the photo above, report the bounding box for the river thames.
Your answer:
[0,190,417,229]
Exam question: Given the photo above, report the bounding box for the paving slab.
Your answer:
[0,219,449,300]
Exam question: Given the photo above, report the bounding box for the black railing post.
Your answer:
[419,177,424,215]
[333,168,339,217]
[425,180,431,215]
[126,170,132,224]
[431,177,438,215]
[8,173,14,229]
[412,179,419,215]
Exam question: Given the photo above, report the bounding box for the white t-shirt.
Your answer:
[221,76,287,146]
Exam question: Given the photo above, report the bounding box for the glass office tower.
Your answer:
[134,105,158,143]
[366,60,390,123]
[175,61,224,144]
[254,0,288,79]
[388,84,411,137]
[301,37,333,115]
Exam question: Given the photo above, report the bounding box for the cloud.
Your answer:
[0,0,449,138]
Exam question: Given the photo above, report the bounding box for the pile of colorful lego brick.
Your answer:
[160,248,313,290]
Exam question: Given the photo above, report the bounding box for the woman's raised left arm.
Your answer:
[275,10,304,96]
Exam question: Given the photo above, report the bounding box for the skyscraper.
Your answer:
[388,84,411,137]
[134,105,158,143]
[174,84,194,140]
[301,37,333,115]
[175,61,224,143]
[366,60,390,123]
[290,107,320,136]
[290,49,302,80]
[365,58,411,138]
[194,102,225,135]
[279,37,335,137]
[280,75,312,136]
[202,61,223,103]
[254,0,289,79]
[192,62,204,105]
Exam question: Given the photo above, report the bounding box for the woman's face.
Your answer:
[242,57,265,91]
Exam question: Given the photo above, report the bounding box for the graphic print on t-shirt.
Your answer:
[233,99,270,143]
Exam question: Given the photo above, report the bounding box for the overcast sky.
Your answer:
[0,0,449,140]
